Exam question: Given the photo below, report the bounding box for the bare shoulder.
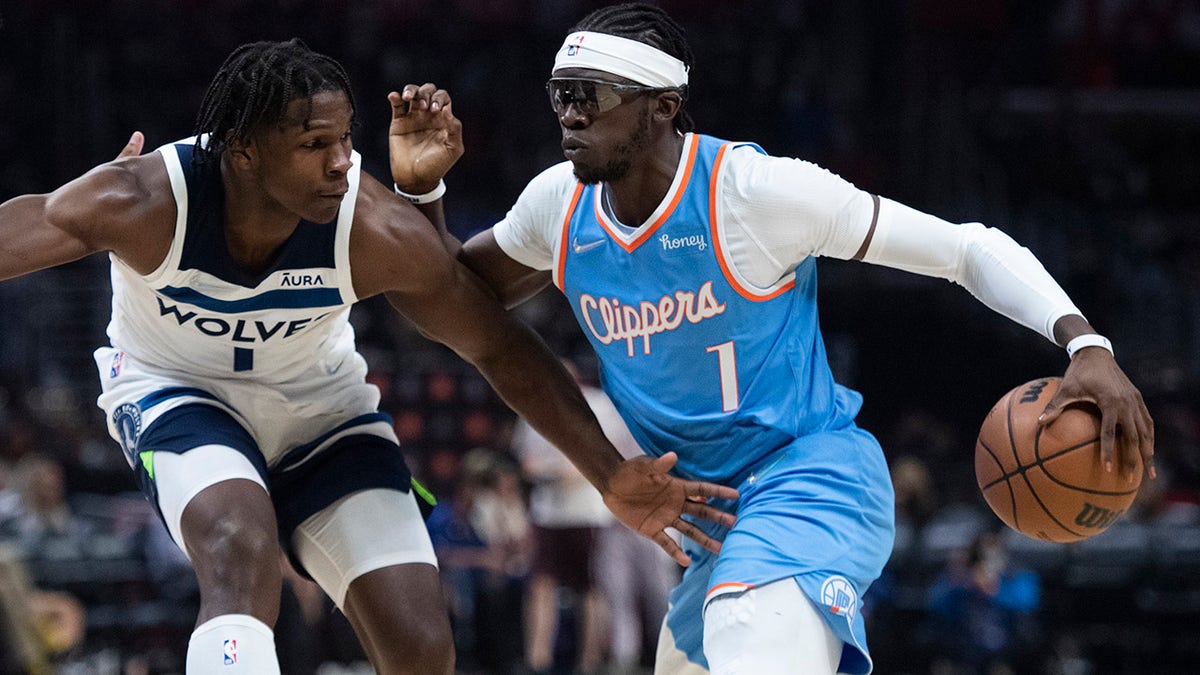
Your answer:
[46,151,176,271]
[349,171,457,300]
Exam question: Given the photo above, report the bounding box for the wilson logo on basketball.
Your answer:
[1019,379,1049,403]
[976,376,1142,543]
[1074,503,1125,529]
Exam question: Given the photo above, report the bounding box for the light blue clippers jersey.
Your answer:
[556,133,865,486]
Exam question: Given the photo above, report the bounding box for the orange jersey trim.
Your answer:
[596,134,700,253]
[709,143,795,301]
[705,581,756,602]
[553,182,587,290]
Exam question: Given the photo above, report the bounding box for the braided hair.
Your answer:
[192,39,355,165]
[572,2,695,133]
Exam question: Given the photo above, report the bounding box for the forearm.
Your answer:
[460,229,554,310]
[393,175,460,256]
[473,324,623,490]
[860,198,1080,342]
[0,194,92,282]
[1052,314,1098,346]
[379,216,624,489]
[412,200,462,256]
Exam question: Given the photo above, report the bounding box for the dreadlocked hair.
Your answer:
[572,2,695,133]
[192,38,355,166]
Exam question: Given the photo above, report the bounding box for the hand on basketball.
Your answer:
[1039,349,1155,482]
[387,84,463,195]
[601,451,738,567]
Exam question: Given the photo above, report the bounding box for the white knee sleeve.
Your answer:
[702,578,842,675]
[186,614,280,674]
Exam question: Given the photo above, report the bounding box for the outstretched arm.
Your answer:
[0,133,165,281]
[353,179,736,565]
[852,198,1154,481]
[714,150,1155,480]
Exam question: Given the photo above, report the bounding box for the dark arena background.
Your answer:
[1,1,1197,674]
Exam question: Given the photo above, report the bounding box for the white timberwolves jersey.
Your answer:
[105,138,361,383]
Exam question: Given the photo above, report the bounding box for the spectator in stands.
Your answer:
[426,460,489,670]
[892,454,939,533]
[924,530,1041,675]
[861,454,940,671]
[0,460,20,532]
[8,453,95,559]
[469,450,532,581]
[590,383,678,675]
[512,363,615,675]
[466,450,531,674]
[0,549,87,672]
[426,450,527,673]
[510,362,677,674]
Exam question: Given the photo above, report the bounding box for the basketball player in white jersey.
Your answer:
[386,4,1155,674]
[0,39,738,675]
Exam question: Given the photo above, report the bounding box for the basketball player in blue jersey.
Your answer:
[0,39,739,675]
[387,4,1156,674]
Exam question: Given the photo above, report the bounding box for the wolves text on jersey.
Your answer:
[156,297,330,343]
[578,280,726,357]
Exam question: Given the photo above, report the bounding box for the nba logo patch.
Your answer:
[567,35,584,56]
[110,351,124,378]
[223,638,237,665]
[820,575,857,621]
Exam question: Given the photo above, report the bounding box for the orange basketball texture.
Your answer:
[975,377,1142,543]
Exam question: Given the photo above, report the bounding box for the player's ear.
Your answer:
[652,90,683,125]
[226,136,254,168]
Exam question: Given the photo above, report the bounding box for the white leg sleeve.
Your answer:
[292,487,437,608]
[186,614,280,674]
[703,578,842,675]
[152,445,267,559]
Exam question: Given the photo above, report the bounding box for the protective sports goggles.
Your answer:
[545,77,666,116]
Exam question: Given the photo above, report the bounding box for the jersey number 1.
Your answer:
[706,341,739,412]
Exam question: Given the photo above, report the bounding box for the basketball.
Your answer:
[975,377,1142,543]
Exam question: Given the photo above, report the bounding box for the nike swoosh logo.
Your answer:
[572,237,607,254]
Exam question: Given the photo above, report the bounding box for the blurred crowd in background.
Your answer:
[1,1,1199,673]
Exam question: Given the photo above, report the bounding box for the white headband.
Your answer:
[553,31,689,88]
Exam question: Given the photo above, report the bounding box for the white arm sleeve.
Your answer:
[718,147,875,287]
[491,161,579,271]
[718,146,1081,343]
[858,198,1082,342]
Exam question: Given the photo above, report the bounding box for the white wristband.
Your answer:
[394,179,446,204]
[1065,334,1113,359]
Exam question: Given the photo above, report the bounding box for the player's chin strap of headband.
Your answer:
[553,31,689,88]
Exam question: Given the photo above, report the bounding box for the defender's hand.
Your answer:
[1039,349,1155,482]
[387,84,463,194]
[601,452,738,566]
